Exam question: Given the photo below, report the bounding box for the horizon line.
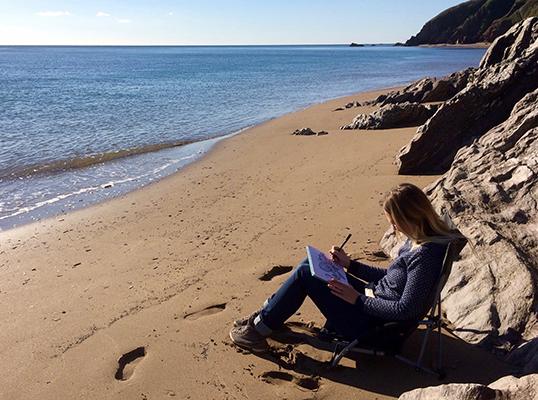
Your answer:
[0,43,399,47]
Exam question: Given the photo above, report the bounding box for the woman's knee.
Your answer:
[294,258,311,277]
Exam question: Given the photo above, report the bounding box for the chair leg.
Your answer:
[395,354,442,378]
[330,339,358,368]
[414,323,445,379]
[328,329,446,379]
[416,327,432,370]
[437,320,443,375]
[437,296,443,374]
[329,343,339,365]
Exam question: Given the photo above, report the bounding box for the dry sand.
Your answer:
[0,89,510,399]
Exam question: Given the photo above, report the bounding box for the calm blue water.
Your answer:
[0,45,486,230]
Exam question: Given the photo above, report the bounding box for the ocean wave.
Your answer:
[0,127,250,230]
[0,137,214,180]
[0,151,201,225]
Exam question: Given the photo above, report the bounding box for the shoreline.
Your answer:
[0,132,238,232]
[418,42,491,48]
[0,89,395,233]
[1,45,488,233]
[0,87,510,399]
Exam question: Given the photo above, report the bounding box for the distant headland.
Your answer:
[406,0,538,46]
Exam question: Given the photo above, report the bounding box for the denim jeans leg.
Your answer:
[255,257,379,340]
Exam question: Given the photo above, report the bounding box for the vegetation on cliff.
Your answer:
[405,0,538,45]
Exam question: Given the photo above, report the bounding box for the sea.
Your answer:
[0,45,487,231]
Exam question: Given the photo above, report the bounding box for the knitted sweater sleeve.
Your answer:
[347,260,387,282]
[355,242,446,321]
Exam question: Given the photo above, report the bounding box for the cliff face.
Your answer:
[405,0,538,45]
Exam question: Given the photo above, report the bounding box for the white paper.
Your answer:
[306,246,348,284]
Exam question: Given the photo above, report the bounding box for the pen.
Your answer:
[339,233,352,250]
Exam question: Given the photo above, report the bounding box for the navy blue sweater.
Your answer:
[348,240,447,321]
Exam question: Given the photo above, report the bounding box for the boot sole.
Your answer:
[229,331,269,354]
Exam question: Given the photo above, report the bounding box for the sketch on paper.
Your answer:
[306,246,348,284]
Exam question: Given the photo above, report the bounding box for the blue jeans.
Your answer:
[254,258,383,340]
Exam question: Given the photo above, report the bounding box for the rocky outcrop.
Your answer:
[421,69,475,102]
[377,18,538,376]
[339,68,474,132]
[399,374,538,400]
[341,102,439,130]
[365,77,436,105]
[424,87,538,355]
[480,16,538,68]
[405,0,538,46]
[396,17,538,175]
[362,68,474,107]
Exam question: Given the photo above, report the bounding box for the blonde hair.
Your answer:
[383,183,457,245]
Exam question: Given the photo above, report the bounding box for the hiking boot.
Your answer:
[233,307,263,327]
[229,323,269,353]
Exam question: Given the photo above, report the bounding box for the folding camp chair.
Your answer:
[328,214,467,379]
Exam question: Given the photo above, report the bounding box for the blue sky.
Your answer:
[1,1,467,45]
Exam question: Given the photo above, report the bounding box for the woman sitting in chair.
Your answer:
[230,183,463,353]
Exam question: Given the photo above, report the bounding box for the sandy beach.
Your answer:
[419,42,491,48]
[0,89,510,399]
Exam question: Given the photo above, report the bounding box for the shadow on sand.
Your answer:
[257,322,513,398]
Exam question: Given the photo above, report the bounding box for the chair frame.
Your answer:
[328,230,467,379]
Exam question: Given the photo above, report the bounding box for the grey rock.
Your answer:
[376,16,538,389]
[480,17,538,69]
[379,87,538,375]
[333,101,361,111]
[423,88,538,356]
[291,127,328,136]
[364,68,474,107]
[292,127,315,136]
[341,102,439,130]
[396,17,538,175]
[364,77,436,106]
[399,374,538,400]
[399,384,500,400]
[422,68,475,103]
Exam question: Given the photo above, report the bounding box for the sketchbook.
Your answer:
[306,246,348,285]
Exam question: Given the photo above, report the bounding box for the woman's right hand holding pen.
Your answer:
[329,246,351,269]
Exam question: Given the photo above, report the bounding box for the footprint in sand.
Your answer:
[183,303,227,321]
[259,265,293,281]
[115,347,146,381]
[260,371,320,391]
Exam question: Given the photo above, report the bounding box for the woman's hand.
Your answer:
[328,279,360,305]
[329,246,351,269]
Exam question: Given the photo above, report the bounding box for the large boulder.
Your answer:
[341,102,439,130]
[396,17,538,175]
[380,87,538,374]
[398,373,538,400]
[423,88,538,365]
